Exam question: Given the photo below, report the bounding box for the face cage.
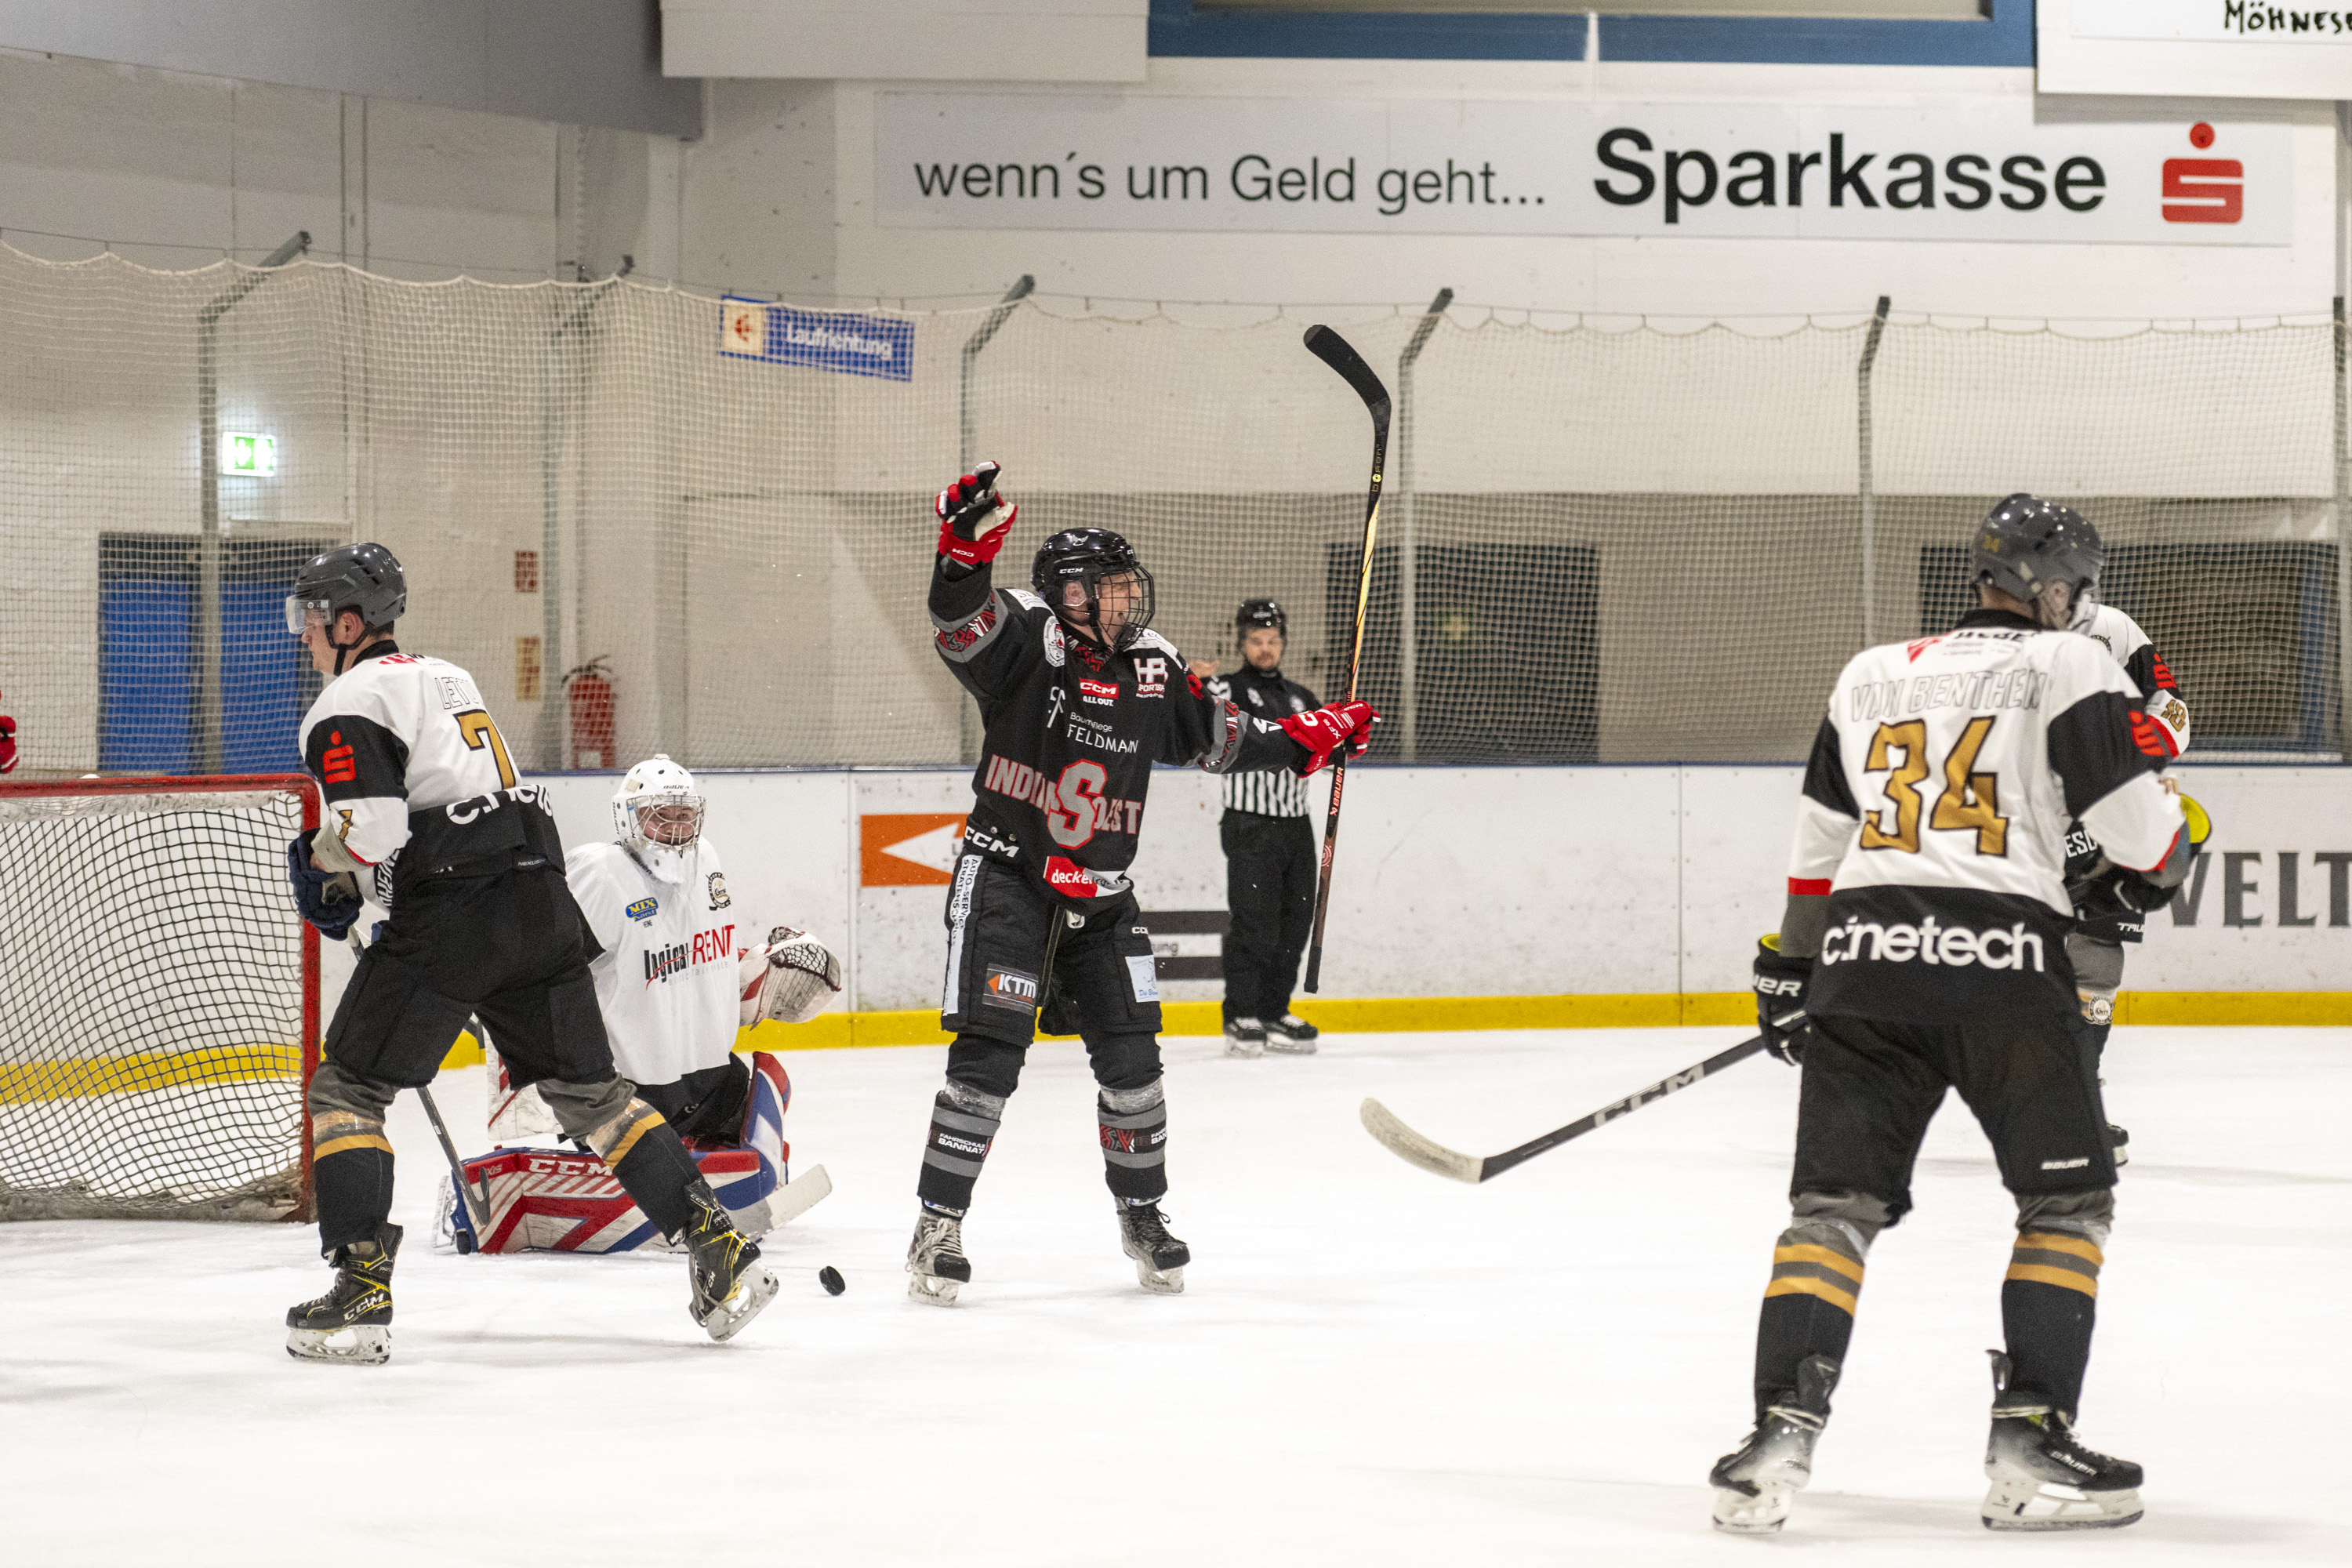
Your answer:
[1062,564,1156,651]
[615,792,706,855]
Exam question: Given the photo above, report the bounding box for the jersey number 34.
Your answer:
[1858,717,2008,858]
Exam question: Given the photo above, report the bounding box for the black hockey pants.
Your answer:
[1220,810,1316,1024]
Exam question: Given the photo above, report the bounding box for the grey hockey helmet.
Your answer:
[285,543,406,637]
[1236,598,1286,635]
[1971,495,2103,631]
[1032,528,1156,651]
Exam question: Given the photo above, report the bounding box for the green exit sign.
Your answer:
[220,433,277,476]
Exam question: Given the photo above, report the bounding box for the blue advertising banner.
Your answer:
[720,298,916,382]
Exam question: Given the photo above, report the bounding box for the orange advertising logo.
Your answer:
[860,812,966,886]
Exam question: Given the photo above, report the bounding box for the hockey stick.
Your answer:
[1360,1032,1773,1183]
[344,927,489,1252]
[1300,324,1392,994]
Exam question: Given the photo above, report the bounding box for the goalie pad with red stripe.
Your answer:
[441,1054,792,1254]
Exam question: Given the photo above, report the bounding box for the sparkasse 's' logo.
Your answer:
[2162,122,2241,226]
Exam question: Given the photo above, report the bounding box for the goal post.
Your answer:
[0,773,320,1222]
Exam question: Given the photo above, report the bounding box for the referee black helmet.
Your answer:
[1236,598,1286,636]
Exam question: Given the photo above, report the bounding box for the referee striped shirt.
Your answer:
[1209,667,1316,818]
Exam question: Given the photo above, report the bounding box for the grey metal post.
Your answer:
[2336,296,2349,756]
[1395,286,1452,762]
[196,230,310,773]
[960,274,1035,466]
[1857,295,1891,649]
[956,274,1033,762]
[537,259,632,771]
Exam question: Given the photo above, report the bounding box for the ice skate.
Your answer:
[1224,1018,1266,1058]
[681,1182,777,1342]
[1265,1014,1319,1054]
[2108,1123,2129,1167]
[1710,1354,1839,1534]
[907,1208,971,1305]
[1980,1352,2143,1531]
[285,1224,401,1366]
[1117,1201,1189,1294]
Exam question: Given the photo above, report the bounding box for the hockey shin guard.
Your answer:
[917,1080,1006,1217]
[2002,1229,2102,1418]
[1753,1214,1869,1420]
[310,1107,397,1255]
[1098,1076,1168,1207]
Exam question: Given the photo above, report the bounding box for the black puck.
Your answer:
[818,1265,845,1296]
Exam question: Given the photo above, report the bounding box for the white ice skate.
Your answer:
[1710,1354,1838,1534]
[1980,1352,2143,1531]
[907,1209,971,1306]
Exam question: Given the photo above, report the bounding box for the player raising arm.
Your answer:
[451,753,841,1252]
[1715,498,2197,1534]
[280,545,776,1361]
[908,463,1374,1304]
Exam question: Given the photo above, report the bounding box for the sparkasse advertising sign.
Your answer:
[877,96,2288,246]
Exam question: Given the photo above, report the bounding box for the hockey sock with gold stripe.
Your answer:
[1751,1222,1867,1418]
[2001,1229,2102,1416]
[588,1097,702,1236]
[310,1108,397,1254]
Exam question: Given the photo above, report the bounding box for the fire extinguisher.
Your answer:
[563,655,615,771]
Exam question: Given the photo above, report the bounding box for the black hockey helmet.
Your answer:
[1971,495,2103,631]
[1033,528,1156,651]
[1236,598,1287,636]
[285,542,406,637]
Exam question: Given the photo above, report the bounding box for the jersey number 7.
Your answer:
[1857,717,2008,857]
[456,709,517,789]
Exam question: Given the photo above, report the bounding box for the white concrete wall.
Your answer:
[479,762,2352,1016]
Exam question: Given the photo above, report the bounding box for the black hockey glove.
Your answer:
[285,833,362,941]
[1753,935,1815,1066]
[2067,790,2212,921]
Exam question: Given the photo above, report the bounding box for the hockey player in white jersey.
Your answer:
[1714,497,2201,1535]
[2064,600,2193,1163]
[279,543,777,1360]
[452,754,841,1252]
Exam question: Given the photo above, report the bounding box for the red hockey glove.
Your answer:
[935,460,1016,566]
[0,713,16,774]
[1280,699,1377,775]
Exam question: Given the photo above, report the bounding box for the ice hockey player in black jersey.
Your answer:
[1715,498,2196,1535]
[910,464,1374,1304]
[1192,598,1323,1057]
[279,543,776,1363]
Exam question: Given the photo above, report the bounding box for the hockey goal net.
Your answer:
[0,774,318,1221]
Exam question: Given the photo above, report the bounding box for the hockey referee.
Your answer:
[1192,600,1322,1057]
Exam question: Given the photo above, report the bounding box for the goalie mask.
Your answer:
[1972,494,2104,633]
[612,753,705,883]
[1033,528,1156,652]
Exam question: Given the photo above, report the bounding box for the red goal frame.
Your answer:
[0,772,321,1221]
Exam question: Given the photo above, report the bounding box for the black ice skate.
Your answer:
[1224,1017,1266,1058]
[2108,1123,2130,1167]
[286,1224,401,1366]
[906,1208,972,1306]
[1116,1201,1189,1294]
[1980,1351,2143,1531]
[1710,1354,1840,1534]
[681,1182,778,1342]
[1266,1014,1319,1054]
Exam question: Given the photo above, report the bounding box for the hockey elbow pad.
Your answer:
[1752,935,1815,1067]
[935,462,1016,567]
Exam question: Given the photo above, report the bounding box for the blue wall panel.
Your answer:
[100,579,193,774]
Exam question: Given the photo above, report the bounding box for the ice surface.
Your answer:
[3,1026,2347,1566]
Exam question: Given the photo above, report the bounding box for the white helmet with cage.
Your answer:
[611,753,705,883]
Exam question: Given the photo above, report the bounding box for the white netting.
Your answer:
[0,778,314,1221]
[0,243,2341,771]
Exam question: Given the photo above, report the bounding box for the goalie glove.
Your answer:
[1279,699,1378,775]
[739,926,844,1027]
[935,461,1017,568]
[1752,935,1815,1067]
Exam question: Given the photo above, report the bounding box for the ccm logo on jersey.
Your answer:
[1079,678,1119,706]
[1819,916,2045,971]
[644,925,737,985]
[1133,656,1167,697]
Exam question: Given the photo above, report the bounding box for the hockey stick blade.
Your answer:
[1302,325,1392,422]
[1360,1033,1773,1184]
[767,1163,833,1228]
